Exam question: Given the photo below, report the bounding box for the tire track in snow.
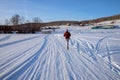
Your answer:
[72,37,120,79]
[50,35,71,80]
[72,36,120,79]
[0,43,40,70]
[22,35,65,80]
[71,35,120,75]
[0,35,11,42]
[59,36,97,79]
[53,35,84,80]
[0,35,41,48]
[70,36,97,61]
[0,35,48,80]
[0,35,44,67]
[39,40,55,80]
[0,34,120,80]
[60,38,100,80]
[17,35,51,80]
[55,34,120,80]
[54,35,98,79]
[95,37,120,75]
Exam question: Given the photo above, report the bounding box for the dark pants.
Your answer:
[66,38,70,50]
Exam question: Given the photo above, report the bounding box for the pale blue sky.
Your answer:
[0,0,120,24]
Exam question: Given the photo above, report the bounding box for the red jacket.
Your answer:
[64,30,71,39]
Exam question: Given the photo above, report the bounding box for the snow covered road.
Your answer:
[0,31,120,80]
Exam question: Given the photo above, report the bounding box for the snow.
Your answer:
[0,26,120,80]
[96,19,120,28]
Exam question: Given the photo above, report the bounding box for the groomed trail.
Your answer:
[0,34,120,80]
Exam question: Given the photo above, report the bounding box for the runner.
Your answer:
[63,29,71,50]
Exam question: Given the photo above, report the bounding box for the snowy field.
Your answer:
[0,26,120,80]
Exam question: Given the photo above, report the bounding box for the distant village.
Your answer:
[0,14,120,33]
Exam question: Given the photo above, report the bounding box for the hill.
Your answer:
[0,14,120,33]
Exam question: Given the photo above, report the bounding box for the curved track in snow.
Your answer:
[0,34,120,80]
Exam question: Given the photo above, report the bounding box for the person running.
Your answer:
[64,29,71,50]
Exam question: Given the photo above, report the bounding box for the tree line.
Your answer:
[81,14,120,25]
[5,14,42,26]
[0,14,120,33]
[0,14,43,33]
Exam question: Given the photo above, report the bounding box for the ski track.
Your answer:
[0,35,42,48]
[56,35,120,80]
[0,35,11,42]
[0,34,120,80]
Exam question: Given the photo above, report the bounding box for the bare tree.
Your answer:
[10,14,25,25]
[32,17,42,23]
[26,20,30,23]
[32,17,42,32]
[20,16,25,24]
[5,19,10,25]
[10,14,20,25]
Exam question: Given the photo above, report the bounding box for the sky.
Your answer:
[0,0,120,24]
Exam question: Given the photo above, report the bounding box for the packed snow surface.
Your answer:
[0,26,120,80]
